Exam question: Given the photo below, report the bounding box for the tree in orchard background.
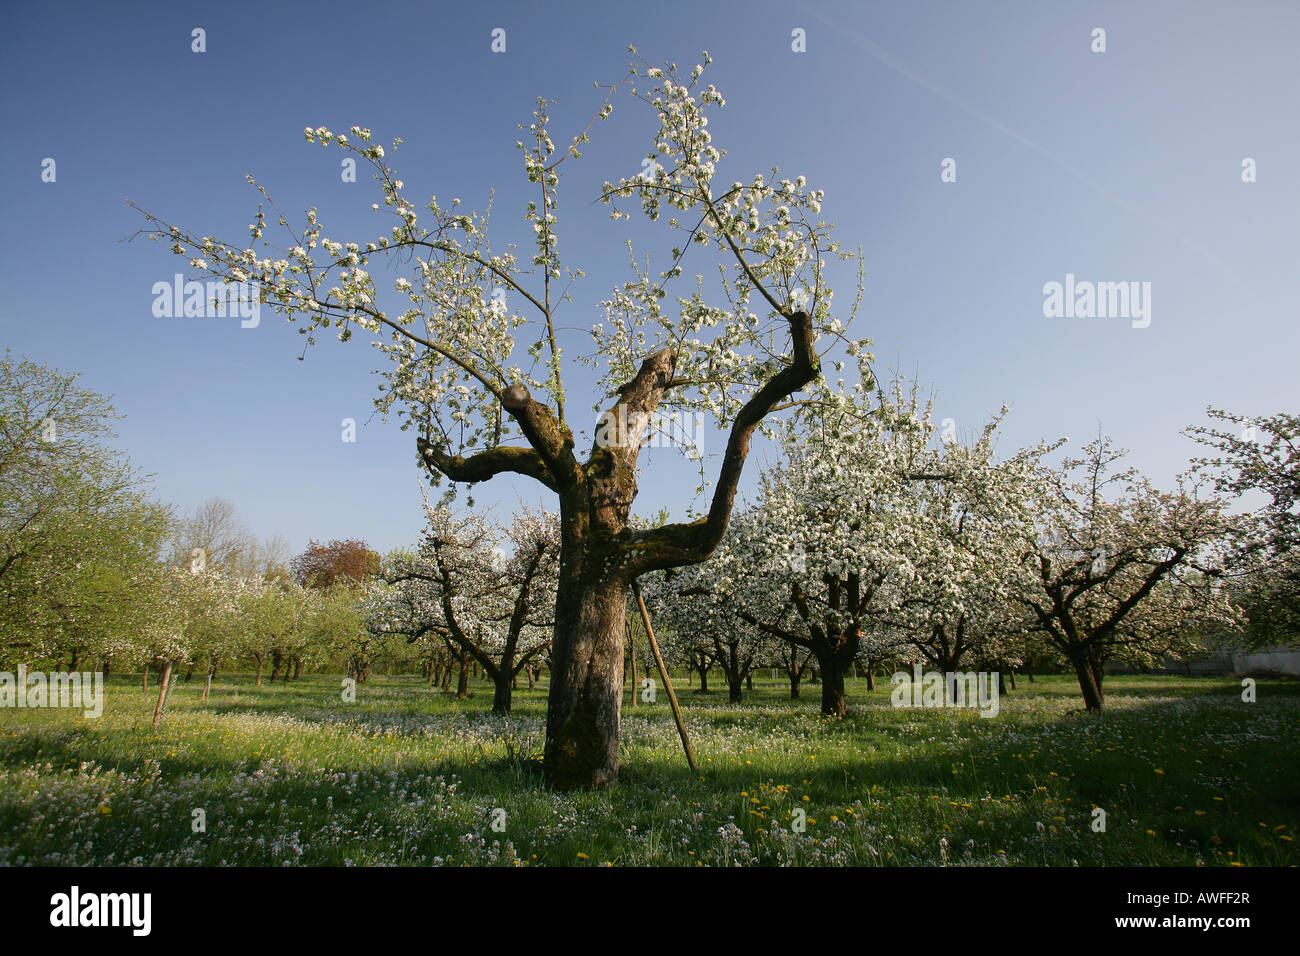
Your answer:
[886,402,1054,685]
[1014,435,1242,711]
[643,538,773,703]
[364,501,558,713]
[170,496,289,583]
[133,564,200,726]
[291,538,380,590]
[695,368,946,718]
[297,582,366,680]
[1187,409,1300,645]
[239,576,302,684]
[177,567,245,699]
[137,51,865,788]
[289,538,379,679]
[168,497,289,685]
[0,353,172,670]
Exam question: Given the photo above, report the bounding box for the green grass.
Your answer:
[1,671,1296,866]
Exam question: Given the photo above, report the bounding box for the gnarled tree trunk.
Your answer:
[543,551,629,789]
[415,313,817,789]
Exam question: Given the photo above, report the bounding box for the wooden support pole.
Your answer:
[631,578,698,774]
[152,659,174,729]
[627,615,638,709]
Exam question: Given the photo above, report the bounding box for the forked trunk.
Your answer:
[535,327,814,788]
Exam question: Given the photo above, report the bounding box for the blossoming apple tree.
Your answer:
[1188,408,1300,643]
[642,530,774,703]
[135,53,862,787]
[1015,435,1241,710]
[364,503,558,713]
[692,370,936,718]
[887,405,1053,681]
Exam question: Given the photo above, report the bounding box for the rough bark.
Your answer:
[543,552,629,790]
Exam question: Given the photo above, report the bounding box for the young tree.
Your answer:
[776,645,815,699]
[300,583,367,679]
[136,54,861,787]
[1015,436,1240,710]
[239,578,305,684]
[139,565,241,728]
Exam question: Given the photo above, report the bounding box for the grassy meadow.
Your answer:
[1,671,1296,866]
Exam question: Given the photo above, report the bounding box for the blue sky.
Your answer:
[2,0,1297,556]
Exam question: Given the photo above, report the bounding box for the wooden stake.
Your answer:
[152,659,173,729]
[632,579,698,774]
[627,615,638,709]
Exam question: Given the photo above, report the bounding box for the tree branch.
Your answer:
[623,310,819,573]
